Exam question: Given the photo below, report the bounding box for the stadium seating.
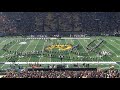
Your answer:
[0,12,120,78]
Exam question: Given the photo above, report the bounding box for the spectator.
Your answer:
[2,69,120,78]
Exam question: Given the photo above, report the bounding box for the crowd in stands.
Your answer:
[0,12,120,36]
[2,63,119,78]
[1,12,120,78]
[2,69,120,78]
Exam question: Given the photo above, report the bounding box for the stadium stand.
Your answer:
[0,12,120,78]
[0,12,120,36]
[2,69,120,78]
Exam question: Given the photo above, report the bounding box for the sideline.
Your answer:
[4,61,117,64]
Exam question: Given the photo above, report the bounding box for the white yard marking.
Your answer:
[0,39,16,58]
[103,44,120,68]
[27,37,90,40]
[0,38,8,50]
[78,39,92,61]
[94,40,104,61]
[39,40,46,62]
[16,39,27,62]
[98,39,120,68]
[1,40,19,69]
[107,40,120,52]
[71,39,82,61]
[2,39,16,56]
[17,40,33,63]
[24,40,33,52]
[1,39,25,68]
[28,40,39,62]
[1,39,18,56]
[45,39,53,62]
[50,39,54,62]
[97,40,120,65]
[1,37,120,68]
[4,61,117,64]
[64,39,72,61]
[57,39,62,62]
[23,40,33,62]
[102,43,118,56]
[19,42,27,45]
[110,39,120,50]
[62,38,90,39]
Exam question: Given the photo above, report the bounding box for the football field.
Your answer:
[0,36,120,62]
[0,36,120,69]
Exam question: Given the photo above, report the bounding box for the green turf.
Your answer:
[0,36,120,64]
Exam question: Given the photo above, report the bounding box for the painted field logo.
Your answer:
[45,44,73,51]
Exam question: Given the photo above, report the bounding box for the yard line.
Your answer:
[94,39,104,61]
[16,39,27,52]
[1,39,18,56]
[28,40,39,62]
[0,40,19,69]
[0,38,18,60]
[102,42,120,66]
[0,38,7,44]
[78,39,92,61]
[17,40,33,63]
[57,39,61,62]
[0,38,10,50]
[89,39,120,67]
[102,43,120,68]
[45,39,53,62]
[50,39,53,62]
[87,39,104,61]
[39,40,46,62]
[16,39,28,62]
[64,39,72,61]
[24,40,33,63]
[70,39,82,61]
[102,42,118,56]
[108,57,120,68]
[24,40,33,53]
[114,38,120,43]
[108,40,120,51]
[1,40,24,68]
[0,39,12,67]
[112,39,120,50]
[58,39,66,62]
[116,39,120,41]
